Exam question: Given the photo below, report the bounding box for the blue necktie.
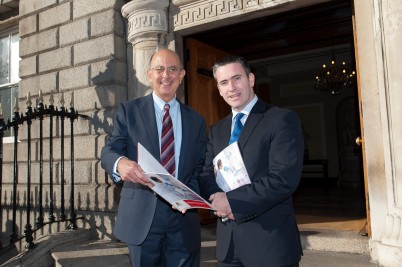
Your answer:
[229,113,245,145]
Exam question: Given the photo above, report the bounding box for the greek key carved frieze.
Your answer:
[128,12,167,33]
[173,0,288,29]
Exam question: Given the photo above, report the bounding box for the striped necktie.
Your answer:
[161,104,175,175]
[229,113,245,145]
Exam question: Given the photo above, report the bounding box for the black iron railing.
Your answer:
[0,90,84,252]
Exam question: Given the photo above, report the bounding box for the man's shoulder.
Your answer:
[256,101,294,116]
[121,95,152,107]
[267,105,297,116]
[211,114,231,129]
[179,102,204,119]
[260,104,300,126]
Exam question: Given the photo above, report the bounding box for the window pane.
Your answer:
[0,32,19,138]
[0,85,16,137]
[0,86,11,118]
[10,33,20,83]
[0,36,10,85]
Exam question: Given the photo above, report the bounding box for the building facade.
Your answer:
[0,0,401,266]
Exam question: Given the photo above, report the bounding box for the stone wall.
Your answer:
[1,0,128,247]
[2,1,402,265]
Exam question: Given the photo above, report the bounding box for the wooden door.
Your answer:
[352,8,370,237]
[185,39,231,224]
[185,38,231,127]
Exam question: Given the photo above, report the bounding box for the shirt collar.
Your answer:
[231,95,258,121]
[152,92,178,112]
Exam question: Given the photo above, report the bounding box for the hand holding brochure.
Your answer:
[138,143,214,212]
[213,142,251,192]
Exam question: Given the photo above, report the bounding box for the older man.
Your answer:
[101,49,208,267]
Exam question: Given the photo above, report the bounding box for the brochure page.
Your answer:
[138,143,214,212]
[213,142,251,192]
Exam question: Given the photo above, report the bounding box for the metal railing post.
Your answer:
[24,94,35,249]
[68,93,77,230]
[48,92,55,223]
[10,99,20,244]
[36,92,44,229]
[59,93,66,221]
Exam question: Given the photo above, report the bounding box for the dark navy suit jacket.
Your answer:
[101,94,207,252]
[200,99,304,266]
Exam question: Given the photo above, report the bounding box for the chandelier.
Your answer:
[314,51,356,95]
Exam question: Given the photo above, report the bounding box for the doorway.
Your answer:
[183,0,367,234]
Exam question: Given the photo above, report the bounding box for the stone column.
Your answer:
[375,1,402,265]
[122,0,170,99]
[355,0,402,266]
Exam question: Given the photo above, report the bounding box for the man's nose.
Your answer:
[228,80,236,90]
[161,68,170,77]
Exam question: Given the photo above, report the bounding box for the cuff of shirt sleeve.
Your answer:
[112,156,125,183]
[112,172,122,183]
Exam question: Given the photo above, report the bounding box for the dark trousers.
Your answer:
[218,227,299,267]
[127,199,200,267]
[218,263,299,267]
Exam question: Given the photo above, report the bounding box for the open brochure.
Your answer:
[137,143,214,212]
[213,142,251,192]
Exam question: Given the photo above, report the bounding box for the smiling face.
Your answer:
[146,49,186,103]
[215,62,255,112]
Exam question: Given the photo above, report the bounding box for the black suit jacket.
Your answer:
[101,94,207,252]
[200,99,304,266]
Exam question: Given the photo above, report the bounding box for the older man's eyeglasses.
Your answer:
[150,66,181,75]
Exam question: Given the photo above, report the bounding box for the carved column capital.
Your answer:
[122,0,170,46]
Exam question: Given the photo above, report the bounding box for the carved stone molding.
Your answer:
[172,0,291,31]
[172,0,196,5]
[382,214,402,246]
[380,0,402,208]
[382,0,402,37]
[122,0,170,45]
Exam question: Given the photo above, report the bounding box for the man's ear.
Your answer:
[146,69,152,80]
[217,85,223,96]
[179,69,186,81]
[249,73,255,88]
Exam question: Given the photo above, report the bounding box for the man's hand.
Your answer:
[117,158,149,185]
[172,206,187,214]
[210,192,234,221]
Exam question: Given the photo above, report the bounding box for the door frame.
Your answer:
[173,0,369,234]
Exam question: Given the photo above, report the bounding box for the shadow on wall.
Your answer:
[90,58,149,237]
[92,59,125,136]
[78,188,122,240]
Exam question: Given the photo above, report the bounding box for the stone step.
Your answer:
[0,225,370,267]
[51,239,130,267]
[300,228,369,255]
[0,229,98,267]
[49,231,369,267]
[201,223,369,255]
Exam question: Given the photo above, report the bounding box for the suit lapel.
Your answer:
[214,115,232,154]
[238,113,263,150]
[139,94,160,160]
[238,99,270,150]
[178,101,193,182]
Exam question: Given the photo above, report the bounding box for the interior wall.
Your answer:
[251,46,358,181]
[175,0,362,185]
